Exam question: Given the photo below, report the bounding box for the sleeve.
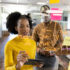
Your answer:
[4,42,16,70]
[32,26,39,42]
[31,40,37,59]
[54,23,64,48]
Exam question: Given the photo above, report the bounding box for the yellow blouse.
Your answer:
[4,36,36,70]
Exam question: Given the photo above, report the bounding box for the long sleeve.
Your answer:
[4,42,16,70]
[54,23,64,49]
[32,26,39,42]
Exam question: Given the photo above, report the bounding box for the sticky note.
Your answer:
[49,0,60,4]
[51,8,62,20]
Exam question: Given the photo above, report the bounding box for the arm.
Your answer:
[32,26,39,42]
[4,42,29,70]
[4,42,16,70]
[54,23,64,50]
[32,26,40,53]
[32,26,47,55]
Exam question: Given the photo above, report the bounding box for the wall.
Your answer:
[0,5,2,38]
[68,13,70,29]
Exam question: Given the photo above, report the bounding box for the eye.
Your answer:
[27,25,30,28]
[20,25,24,28]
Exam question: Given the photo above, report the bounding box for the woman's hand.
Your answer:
[16,51,29,70]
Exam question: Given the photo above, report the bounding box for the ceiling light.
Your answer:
[37,1,48,5]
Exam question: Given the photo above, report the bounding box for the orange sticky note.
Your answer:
[49,0,60,4]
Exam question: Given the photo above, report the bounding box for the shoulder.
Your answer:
[33,23,43,31]
[4,40,12,53]
[36,23,43,27]
[51,21,61,27]
[4,37,17,50]
[51,21,58,25]
[55,22,62,29]
[52,21,62,31]
[53,21,60,26]
[28,36,36,44]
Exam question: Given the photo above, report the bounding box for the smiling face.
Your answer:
[16,18,30,36]
[41,5,50,23]
[43,13,50,23]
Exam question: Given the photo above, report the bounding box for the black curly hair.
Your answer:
[25,14,32,29]
[6,12,21,34]
[6,12,32,34]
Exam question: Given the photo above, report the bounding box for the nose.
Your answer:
[23,27,27,32]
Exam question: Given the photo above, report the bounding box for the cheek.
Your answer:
[17,28,23,32]
[27,28,30,32]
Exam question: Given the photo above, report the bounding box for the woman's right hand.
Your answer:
[16,51,29,70]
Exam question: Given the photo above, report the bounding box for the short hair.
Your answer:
[6,12,32,34]
[6,12,21,34]
[43,5,50,9]
[40,5,50,13]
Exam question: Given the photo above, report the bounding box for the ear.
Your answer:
[15,26,18,31]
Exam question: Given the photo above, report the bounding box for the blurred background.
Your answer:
[0,0,70,70]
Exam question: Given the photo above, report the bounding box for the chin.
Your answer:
[22,35,27,36]
[23,34,28,36]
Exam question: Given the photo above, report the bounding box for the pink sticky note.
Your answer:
[51,8,62,21]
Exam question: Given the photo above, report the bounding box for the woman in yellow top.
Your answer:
[4,12,36,70]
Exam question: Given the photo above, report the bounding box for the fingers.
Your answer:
[17,55,28,64]
[17,51,29,64]
[19,51,29,58]
[17,55,28,61]
[17,54,28,61]
[19,51,26,54]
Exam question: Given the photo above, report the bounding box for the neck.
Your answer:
[44,20,50,24]
[18,34,30,37]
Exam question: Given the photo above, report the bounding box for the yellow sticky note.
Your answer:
[49,0,60,4]
[68,62,70,70]
[62,37,70,46]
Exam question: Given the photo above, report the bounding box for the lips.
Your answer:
[22,32,28,35]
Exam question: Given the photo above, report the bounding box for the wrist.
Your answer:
[16,62,21,70]
[37,48,40,53]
